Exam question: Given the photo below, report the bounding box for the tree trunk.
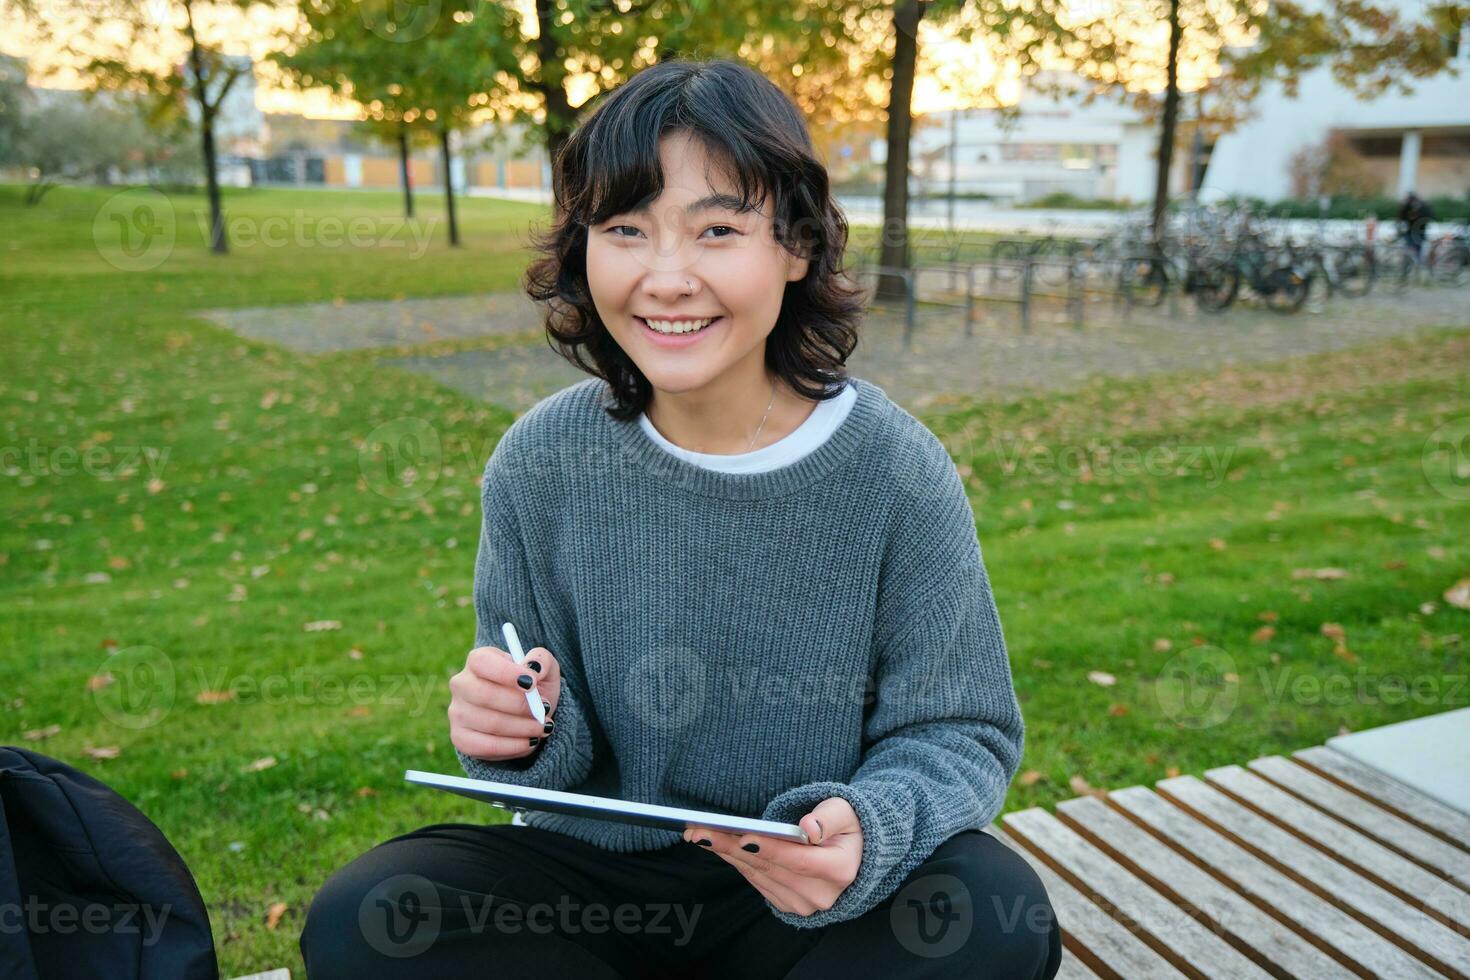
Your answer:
[534,0,575,206]
[1152,0,1183,247]
[199,112,226,254]
[875,0,925,301]
[184,0,227,254]
[25,178,55,206]
[441,127,460,248]
[398,126,415,219]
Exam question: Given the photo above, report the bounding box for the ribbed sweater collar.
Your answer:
[595,375,890,501]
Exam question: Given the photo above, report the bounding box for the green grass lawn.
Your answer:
[2,183,1467,975]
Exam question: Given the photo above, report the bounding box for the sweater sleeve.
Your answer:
[759,440,1025,929]
[455,434,596,791]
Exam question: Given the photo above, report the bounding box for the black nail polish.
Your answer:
[543,720,554,734]
[742,842,760,853]
[517,674,533,690]
[529,737,540,746]
[527,660,542,673]
[696,838,712,847]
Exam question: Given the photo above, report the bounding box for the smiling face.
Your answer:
[585,130,809,397]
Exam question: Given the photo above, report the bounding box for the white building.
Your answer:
[909,77,1174,205]
[913,16,1470,208]
[1202,23,1470,200]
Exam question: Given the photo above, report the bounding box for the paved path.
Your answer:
[202,285,1470,416]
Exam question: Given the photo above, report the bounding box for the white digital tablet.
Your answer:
[404,770,812,844]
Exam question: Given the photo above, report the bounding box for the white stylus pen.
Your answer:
[502,621,547,725]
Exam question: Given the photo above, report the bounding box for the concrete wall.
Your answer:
[1202,54,1470,200]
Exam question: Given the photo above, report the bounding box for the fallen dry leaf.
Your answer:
[87,673,115,691]
[83,745,121,760]
[243,756,277,773]
[196,690,237,704]
[23,724,61,741]
[1251,626,1276,644]
[1208,538,1227,550]
[1068,775,1107,799]
[1293,567,1349,580]
[1257,610,1279,623]
[1444,579,1470,611]
[1108,703,1129,717]
[303,620,342,632]
[1087,670,1117,687]
[1152,638,1172,652]
[355,786,379,798]
[1165,766,1181,778]
[1320,622,1347,642]
[265,902,288,930]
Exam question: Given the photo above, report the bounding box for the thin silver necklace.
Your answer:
[747,379,777,452]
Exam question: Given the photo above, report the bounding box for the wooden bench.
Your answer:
[995,745,1470,979]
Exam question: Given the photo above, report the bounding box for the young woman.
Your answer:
[300,58,1062,980]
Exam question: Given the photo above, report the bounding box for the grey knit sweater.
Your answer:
[456,375,1025,929]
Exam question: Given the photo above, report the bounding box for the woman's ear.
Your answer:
[785,253,810,283]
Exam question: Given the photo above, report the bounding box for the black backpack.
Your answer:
[0,747,218,980]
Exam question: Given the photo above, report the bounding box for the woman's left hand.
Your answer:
[682,797,863,917]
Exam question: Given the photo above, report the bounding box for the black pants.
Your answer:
[299,822,1063,980]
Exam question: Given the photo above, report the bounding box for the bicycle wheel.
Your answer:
[1192,262,1239,313]
[1385,249,1414,294]
[1433,243,1469,286]
[1120,256,1168,307]
[1264,266,1310,313]
[1335,247,1374,298]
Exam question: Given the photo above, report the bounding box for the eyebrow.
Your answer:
[624,193,757,216]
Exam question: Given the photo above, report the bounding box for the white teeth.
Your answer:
[645,317,713,334]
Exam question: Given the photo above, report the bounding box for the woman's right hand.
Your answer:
[448,645,561,762]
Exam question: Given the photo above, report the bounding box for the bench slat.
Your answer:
[1206,764,1470,932]
[1004,807,1272,979]
[1053,954,1104,980]
[1249,755,1470,886]
[1055,795,1352,979]
[1295,746,1470,851]
[1158,774,1470,977]
[988,824,1188,979]
[1110,785,1443,979]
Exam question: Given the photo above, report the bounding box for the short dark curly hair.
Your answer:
[522,57,866,422]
